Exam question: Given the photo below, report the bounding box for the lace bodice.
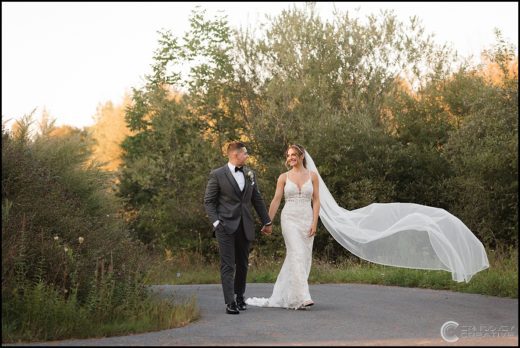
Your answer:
[284,172,313,205]
[246,170,315,309]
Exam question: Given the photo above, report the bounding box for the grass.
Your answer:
[4,247,514,343]
[2,281,200,344]
[146,247,518,299]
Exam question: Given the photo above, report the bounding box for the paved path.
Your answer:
[12,283,518,346]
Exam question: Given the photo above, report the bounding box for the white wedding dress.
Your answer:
[246,172,314,309]
[245,149,488,306]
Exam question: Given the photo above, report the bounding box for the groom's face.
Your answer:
[235,147,249,166]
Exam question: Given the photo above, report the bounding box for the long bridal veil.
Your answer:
[304,151,489,282]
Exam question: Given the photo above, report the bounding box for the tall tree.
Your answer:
[442,32,518,248]
[118,8,227,252]
[89,95,133,171]
[230,4,458,257]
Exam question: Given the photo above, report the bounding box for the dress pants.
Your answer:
[215,219,250,304]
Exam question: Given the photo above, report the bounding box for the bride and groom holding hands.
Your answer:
[204,141,490,315]
[204,142,318,314]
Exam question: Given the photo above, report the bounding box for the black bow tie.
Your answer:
[235,166,244,173]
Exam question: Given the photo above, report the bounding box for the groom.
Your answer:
[204,142,272,314]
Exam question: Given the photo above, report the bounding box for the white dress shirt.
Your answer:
[228,162,245,191]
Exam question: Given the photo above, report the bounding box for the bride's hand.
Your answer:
[309,226,316,237]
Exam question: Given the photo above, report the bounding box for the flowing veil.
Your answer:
[304,151,489,282]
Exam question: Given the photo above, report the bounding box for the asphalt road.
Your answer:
[10,283,519,346]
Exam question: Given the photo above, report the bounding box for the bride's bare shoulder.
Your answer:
[277,172,289,182]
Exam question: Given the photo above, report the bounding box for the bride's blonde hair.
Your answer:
[285,144,307,168]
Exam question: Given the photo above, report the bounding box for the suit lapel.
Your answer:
[224,165,243,198]
[242,170,250,198]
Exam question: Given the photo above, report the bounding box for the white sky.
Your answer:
[2,2,518,129]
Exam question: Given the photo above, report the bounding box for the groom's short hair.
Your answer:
[227,141,246,154]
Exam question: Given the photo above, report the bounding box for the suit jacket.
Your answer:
[204,164,271,241]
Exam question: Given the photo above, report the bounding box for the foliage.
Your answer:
[230,4,462,258]
[2,279,199,343]
[2,114,199,343]
[117,8,227,251]
[441,35,518,248]
[88,97,133,171]
[117,5,516,260]
[145,248,517,299]
[3,113,138,300]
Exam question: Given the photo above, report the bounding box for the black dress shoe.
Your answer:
[236,298,247,311]
[226,301,239,314]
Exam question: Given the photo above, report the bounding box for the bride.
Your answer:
[247,144,490,309]
[247,144,319,309]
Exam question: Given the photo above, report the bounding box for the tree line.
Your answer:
[117,5,518,261]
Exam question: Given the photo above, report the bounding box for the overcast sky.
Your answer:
[2,2,518,129]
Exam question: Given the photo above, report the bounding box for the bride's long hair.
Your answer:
[285,144,307,169]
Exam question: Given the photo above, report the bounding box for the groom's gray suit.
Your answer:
[204,164,271,305]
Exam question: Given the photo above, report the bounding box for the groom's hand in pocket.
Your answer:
[215,222,225,233]
[213,221,225,237]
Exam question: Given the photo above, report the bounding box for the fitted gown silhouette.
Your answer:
[246,172,314,309]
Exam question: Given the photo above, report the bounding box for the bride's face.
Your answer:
[286,148,302,168]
